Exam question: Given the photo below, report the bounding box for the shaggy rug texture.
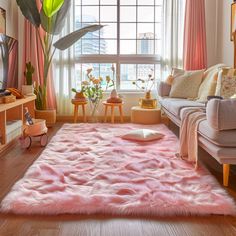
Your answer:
[1,124,236,216]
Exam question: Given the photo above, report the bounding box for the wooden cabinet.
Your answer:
[0,95,35,152]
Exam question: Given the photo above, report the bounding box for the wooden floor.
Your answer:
[0,122,236,236]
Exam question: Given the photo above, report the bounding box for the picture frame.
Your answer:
[231,2,236,41]
[0,7,6,34]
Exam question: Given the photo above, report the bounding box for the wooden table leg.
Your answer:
[104,105,108,123]
[119,105,123,123]
[111,105,115,124]
[82,104,86,122]
[74,105,78,123]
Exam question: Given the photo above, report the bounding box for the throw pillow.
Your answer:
[197,64,225,102]
[169,70,204,99]
[165,68,185,85]
[121,129,164,142]
[215,68,236,98]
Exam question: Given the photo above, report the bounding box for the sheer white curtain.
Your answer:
[161,0,185,78]
[53,1,75,115]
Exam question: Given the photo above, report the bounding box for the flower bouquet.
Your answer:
[72,67,114,122]
[132,69,157,109]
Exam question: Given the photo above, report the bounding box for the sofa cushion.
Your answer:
[197,64,225,102]
[198,120,236,147]
[160,98,204,117]
[169,70,204,99]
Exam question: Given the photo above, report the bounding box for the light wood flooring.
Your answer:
[0,122,236,236]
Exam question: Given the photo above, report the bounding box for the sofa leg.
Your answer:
[223,164,230,187]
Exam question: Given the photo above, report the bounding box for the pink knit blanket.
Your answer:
[179,108,206,168]
[1,123,235,216]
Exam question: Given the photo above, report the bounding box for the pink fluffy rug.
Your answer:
[1,124,236,216]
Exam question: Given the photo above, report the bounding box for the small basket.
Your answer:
[24,119,48,137]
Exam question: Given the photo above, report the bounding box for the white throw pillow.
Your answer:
[169,70,204,99]
[121,129,164,142]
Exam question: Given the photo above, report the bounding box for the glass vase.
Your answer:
[89,100,100,123]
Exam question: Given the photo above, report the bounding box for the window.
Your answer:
[74,0,163,91]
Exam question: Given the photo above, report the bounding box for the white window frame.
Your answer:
[74,0,162,92]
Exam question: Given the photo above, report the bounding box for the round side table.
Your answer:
[71,99,87,123]
[103,102,124,124]
[131,106,161,124]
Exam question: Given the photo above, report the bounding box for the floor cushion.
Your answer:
[121,129,164,142]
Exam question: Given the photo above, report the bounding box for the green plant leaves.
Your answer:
[16,0,41,27]
[40,0,71,35]
[43,0,64,18]
[53,24,104,50]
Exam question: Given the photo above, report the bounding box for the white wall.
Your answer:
[199,0,233,67]
[217,0,234,66]
[0,0,18,39]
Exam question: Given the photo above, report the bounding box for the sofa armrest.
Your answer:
[158,82,171,97]
[206,99,236,131]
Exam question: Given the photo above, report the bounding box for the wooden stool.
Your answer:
[71,99,87,123]
[103,102,124,123]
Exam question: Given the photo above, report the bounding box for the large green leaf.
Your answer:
[43,0,64,18]
[53,24,104,50]
[16,0,41,27]
[40,0,71,35]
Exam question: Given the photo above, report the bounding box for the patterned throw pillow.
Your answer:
[169,70,204,99]
[215,68,236,98]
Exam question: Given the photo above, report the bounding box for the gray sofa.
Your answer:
[158,81,236,187]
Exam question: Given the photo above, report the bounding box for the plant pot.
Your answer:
[35,109,56,127]
[22,85,34,96]
[74,91,87,102]
[139,91,157,109]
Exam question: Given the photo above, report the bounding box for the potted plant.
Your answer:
[16,0,103,126]
[22,62,35,96]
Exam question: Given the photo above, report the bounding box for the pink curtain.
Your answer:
[7,38,18,88]
[22,20,57,109]
[183,0,207,70]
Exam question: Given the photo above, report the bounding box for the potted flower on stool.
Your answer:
[72,67,115,122]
